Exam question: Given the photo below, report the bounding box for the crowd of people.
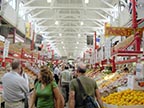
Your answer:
[1,59,104,108]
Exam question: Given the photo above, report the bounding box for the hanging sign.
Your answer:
[3,39,10,58]
[105,26,143,37]
[25,22,31,39]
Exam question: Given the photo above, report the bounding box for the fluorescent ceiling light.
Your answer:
[61,41,63,44]
[47,0,51,3]
[59,33,62,36]
[63,46,65,49]
[75,47,78,48]
[78,34,81,37]
[77,42,79,44]
[80,21,84,25]
[85,0,89,4]
[55,21,59,25]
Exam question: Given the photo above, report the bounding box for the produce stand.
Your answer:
[102,89,144,108]
[100,0,144,108]
[0,41,41,106]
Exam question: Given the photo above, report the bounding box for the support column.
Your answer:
[83,52,85,62]
[112,56,116,72]
[31,30,35,50]
[13,28,16,43]
[38,52,40,60]
[135,34,141,51]
[94,31,97,64]
[21,48,24,59]
[52,50,54,61]
[132,0,137,29]
[94,31,97,49]
[15,0,20,28]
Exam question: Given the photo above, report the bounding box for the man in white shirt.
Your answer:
[60,66,73,103]
[54,65,60,84]
[2,59,29,108]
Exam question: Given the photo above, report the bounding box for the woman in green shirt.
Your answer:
[29,66,64,108]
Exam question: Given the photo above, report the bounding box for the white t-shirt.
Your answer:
[2,71,29,102]
[60,70,73,85]
[54,67,60,75]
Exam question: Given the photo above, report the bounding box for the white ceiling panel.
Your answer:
[22,0,119,58]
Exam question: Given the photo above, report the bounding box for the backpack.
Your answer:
[83,95,100,108]
[76,78,100,108]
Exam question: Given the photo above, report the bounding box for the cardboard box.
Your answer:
[104,103,144,108]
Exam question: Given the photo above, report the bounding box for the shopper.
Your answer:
[69,62,104,108]
[60,65,73,104]
[54,64,61,84]
[2,59,29,108]
[20,67,29,90]
[29,66,64,108]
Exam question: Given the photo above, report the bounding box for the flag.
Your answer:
[25,22,31,39]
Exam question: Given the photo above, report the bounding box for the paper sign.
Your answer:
[136,63,144,78]
[3,39,10,58]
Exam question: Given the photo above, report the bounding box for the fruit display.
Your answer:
[96,72,128,96]
[102,89,144,106]
[86,68,101,79]
[98,73,128,88]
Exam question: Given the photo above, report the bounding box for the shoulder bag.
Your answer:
[76,78,100,108]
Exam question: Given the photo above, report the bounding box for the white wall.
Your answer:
[1,4,17,26]
[1,4,25,35]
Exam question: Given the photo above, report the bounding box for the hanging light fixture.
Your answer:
[80,21,84,25]
[85,0,89,4]
[47,0,52,3]
[55,21,59,25]
[59,33,62,36]
[78,34,81,37]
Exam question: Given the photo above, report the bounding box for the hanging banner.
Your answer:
[87,35,93,46]
[3,39,10,58]
[25,22,31,39]
[105,26,143,37]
